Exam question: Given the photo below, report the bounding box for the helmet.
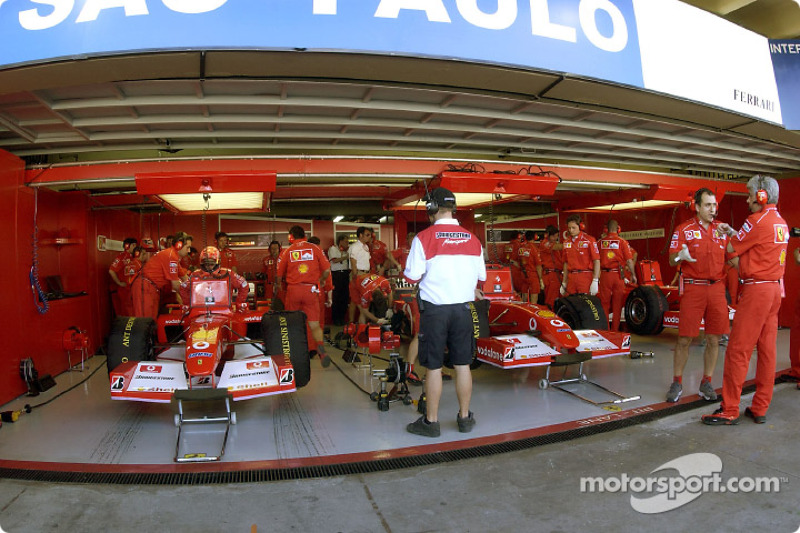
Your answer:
[199,246,221,275]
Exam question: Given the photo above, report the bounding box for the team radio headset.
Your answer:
[424,188,457,216]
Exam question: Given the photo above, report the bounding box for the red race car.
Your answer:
[107,276,310,404]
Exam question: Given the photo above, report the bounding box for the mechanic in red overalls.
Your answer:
[349,273,392,324]
[666,188,730,403]
[276,225,332,367]
[598,220,637,331]
[119,245,151,316]
[504,231,527,298]
[131,232,192,318]
[178,246,250,312]
[262,240,282,302]
[308,236,334,332]
[215,231,239,275]
[539,225,564,308]
[560,214,600,296]
[391,231,416,272]
[519,230,544,304]
[108,237,137,317]
[370,234,401,276]
[703,175,788,425]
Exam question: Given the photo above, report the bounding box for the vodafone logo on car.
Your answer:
[477,344,513,362]
[140,364,162,373]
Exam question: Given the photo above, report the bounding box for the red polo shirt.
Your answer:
[598,233,633,269]
[562,232,599,271]
[731,205,788,281]
[669,217,728,280]
[276,239,331,285]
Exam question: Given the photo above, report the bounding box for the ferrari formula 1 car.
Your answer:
[107,277,310,404]
[392,266,638,405]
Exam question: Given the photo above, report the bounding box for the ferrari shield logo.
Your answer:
[775,224,788,243]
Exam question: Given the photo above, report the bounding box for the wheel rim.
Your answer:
[628,296,647,326]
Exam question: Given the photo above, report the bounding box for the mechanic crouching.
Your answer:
[350,273,392,325]
[666,188,731,403]
[178,246,249,314]
[703,175,788,425]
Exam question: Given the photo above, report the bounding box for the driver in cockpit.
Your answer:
[179,246,250,313]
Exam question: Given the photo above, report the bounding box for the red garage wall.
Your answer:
[1,151,101,405]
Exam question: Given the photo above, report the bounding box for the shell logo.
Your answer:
[298,264,309,274]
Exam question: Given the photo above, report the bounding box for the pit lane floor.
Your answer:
[1,328,798,532]
[0,328,793,476]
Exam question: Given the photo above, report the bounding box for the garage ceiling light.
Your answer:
[158,192,267,213]
[135,170,277,214]
[585,200,682,211]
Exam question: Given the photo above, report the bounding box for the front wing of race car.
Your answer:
[109,354,297,403]
[476,330,631,369]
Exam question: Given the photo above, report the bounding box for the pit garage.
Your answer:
[1,0,800,482]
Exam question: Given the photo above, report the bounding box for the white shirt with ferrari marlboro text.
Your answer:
[404,218,486,305]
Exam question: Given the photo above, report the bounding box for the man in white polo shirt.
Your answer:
[348,226,373,323]
[404,187,486,438]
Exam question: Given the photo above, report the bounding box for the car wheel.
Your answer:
[554,294,608,330]
[624,286,668,335]
[106,317,156,374]
[261,311,311,388]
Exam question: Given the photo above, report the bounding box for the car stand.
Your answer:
[173,388,235,463]
[538,356,641,407]
[369,352,413,411]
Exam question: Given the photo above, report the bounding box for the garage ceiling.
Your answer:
[0,1,799,220]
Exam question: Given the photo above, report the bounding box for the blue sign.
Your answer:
[0,0,644,87]
[770,39,800,130]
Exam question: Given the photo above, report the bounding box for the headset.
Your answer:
[122,238,138,252]
[173,232,189,251]
[424,185,456,216]
[756,175,768,205]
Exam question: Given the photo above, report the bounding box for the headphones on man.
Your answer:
[425,194,440,216]
[756,175,768,205]
[173,232,189,251]
[424,187,457,216]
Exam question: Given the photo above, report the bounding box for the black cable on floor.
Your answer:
[27,357,106,410]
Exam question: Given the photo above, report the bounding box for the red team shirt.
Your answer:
[562,232,600,270]
[262,255,279,284]
[220,247,238,271]
[350,273,391,309]
[731,206,788,281]
[669,217,729,280]
[369,239,389,272]
[139,248,182,291]
[109,250,131,287]
[391,246,411,271]
[598,233,633,270]
[518,241,541,276]
[539,241,563,271]
[276,239,331,285]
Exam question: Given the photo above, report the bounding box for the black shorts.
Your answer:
[418,300,476,370]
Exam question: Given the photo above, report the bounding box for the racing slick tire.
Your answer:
[443,299,489,369]
[106,317,156,374]
[554,294,608,330]
[261,310,311,388]
[624,286,668,335]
